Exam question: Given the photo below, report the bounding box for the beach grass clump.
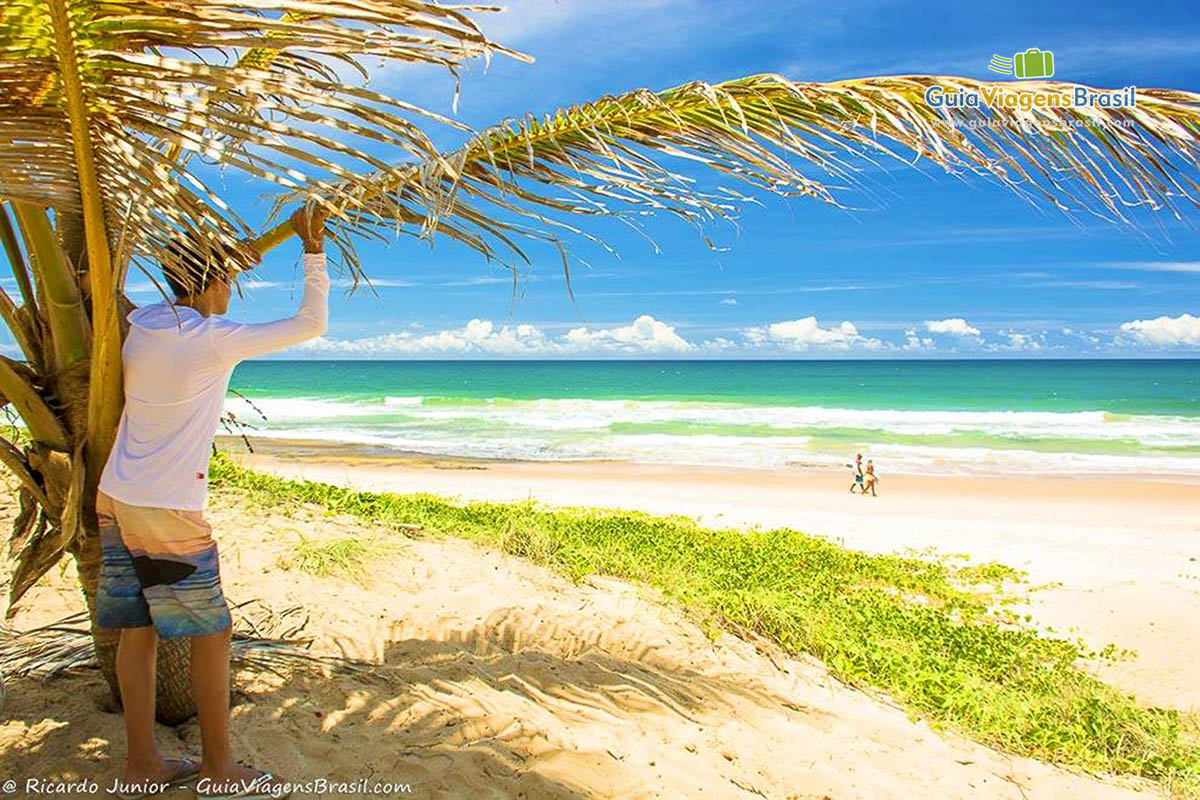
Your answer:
[208,452,1200,792]
[279,533,401,584]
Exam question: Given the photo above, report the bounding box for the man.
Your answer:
[96,207,330,800]
[847,453,864,494]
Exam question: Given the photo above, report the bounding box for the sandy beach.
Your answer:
[229,437,1200,713]
[0,459,1173,800]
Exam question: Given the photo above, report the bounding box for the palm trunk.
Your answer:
[67,510,121,702]
[59,236,201,726]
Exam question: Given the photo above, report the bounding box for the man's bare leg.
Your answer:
[192,626,286,793]
[117,625,182,783]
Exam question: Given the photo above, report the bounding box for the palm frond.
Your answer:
[0,356,67,449]
[6,510,62,612]
[0,437,48,509]
[1,204,39,311]
[262,75,1200,283]
[5,443,78,609]
[0,604,376,678]
[8,486,44,559]
[10,201,88,370]
[0,288,40,366]
[0,0,527,287]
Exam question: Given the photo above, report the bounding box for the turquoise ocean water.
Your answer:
[226,360,1200,475]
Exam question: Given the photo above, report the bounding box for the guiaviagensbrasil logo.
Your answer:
[924,48,1137,112]
[989,48,1055,79]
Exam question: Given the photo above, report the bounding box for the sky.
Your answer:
[5,0,1200,359]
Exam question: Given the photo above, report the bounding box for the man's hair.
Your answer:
[162,238,232,299]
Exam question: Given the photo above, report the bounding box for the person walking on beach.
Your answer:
[862,460,879,497]
[96,207,329,800]
[848,453,864,493]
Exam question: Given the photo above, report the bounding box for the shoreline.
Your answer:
[217,434,1200,483]
[219,435,1200,713]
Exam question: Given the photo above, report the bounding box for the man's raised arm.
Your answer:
[210,208,331,364]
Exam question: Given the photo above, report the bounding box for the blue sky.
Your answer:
[7,0,1200,358]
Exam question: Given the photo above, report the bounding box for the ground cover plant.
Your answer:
[209,452,1200,794]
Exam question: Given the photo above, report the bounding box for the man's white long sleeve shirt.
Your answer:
[99,252,329,510]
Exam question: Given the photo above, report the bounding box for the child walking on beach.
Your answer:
[96,207,329,800]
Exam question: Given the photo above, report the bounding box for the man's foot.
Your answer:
[195,763,291,799]
[113,757,200,798]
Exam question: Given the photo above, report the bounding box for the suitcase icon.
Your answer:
[1014,48,1054,79]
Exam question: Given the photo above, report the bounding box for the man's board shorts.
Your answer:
[96,491,232,638]
[855,473,864,484]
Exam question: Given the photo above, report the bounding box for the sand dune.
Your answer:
[1,473,1160,799]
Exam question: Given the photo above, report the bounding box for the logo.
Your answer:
[924,47,1136,112]
[988,48,1055,79]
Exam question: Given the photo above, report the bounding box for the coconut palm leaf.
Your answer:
[9,201,87,371]
[0,204,36,308]
[0,0,526,283]
[258,75,1200,288]
[0,356,67,449]
[0,605,377,679]
[0,438,48,510]
[0,287,39,367]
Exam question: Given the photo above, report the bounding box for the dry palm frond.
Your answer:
[0,601,377,682]
[0,0,527,285]
[262,75,1200,290]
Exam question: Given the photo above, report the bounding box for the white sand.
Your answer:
[1,477,1160,799]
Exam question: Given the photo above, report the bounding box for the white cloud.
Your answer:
[299,318,548,357]
[925,318,981,337]
[241,279,288,290]
[125,281,169,296]
[1100,261,1200,274]
[470,0,695,47]
[1060,327,1103,346]
[719,297,737,306]
[282,314,1144,358]
[296,314,692,357]
[1032,280,1141,290]
[744,317,880,351]
[699,336,738,352]
[903,329,935,351]
[1119,313,1200,347]
[564,314,691,353]
[344,278,414,288]
[987,331,1045,352]
[436,276,513,287]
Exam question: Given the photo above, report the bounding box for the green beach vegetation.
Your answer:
[210,451,1199,794]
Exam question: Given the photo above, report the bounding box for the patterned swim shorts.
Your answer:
[96,491,232,638]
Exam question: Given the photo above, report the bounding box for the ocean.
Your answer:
[225,360,1200,476]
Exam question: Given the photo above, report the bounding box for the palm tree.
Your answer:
[2,0,1199,724]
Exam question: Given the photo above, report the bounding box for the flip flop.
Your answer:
[194,768,291,799]
[111,757,201,799]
